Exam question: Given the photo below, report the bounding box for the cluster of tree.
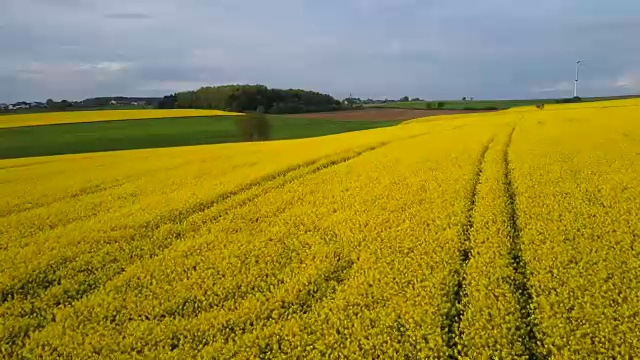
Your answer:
[342,96,423,107]
[168,85,341,114]
[46,99,74,111]
[157,95,177,109]
[425,102,446,109]
[535,97,581,109]
[556,96,582,104]
[342,97,364,108]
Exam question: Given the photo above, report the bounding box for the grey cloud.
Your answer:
[613,71,640,91]
[532,81,575,94]
[573,17,640,31]
[27,0,87,7]
[104,13,152,19]
[1,0,640,103]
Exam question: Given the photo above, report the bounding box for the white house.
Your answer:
[8,102,30,110]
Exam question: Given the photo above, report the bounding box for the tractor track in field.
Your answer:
[0,135,424,357]
[0,143,386,306]
[503,127,548,360]
[0,181,128,220]
[2,131,433,306]
[0,161,195,228]
[0,157,203,223]
[443,136,494,359]
[165,255,356,353]
[0,159,59,170]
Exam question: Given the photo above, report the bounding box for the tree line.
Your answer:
[158,85,342,114]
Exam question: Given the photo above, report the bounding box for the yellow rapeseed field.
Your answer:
[1,99,639,358]
[0,109,242,129]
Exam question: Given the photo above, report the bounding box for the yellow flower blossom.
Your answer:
[1,99,639,358]
[0,109,242,129]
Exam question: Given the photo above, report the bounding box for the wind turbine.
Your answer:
[574,60,585,97]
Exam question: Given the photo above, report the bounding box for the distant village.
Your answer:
[0,97,159,112]
[0,96,418,113]
[0,101,47,110]
[1,95,477,113]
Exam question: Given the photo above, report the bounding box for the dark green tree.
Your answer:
[157,94,177,109]
[235,113,271,141]
[174,85,340,114]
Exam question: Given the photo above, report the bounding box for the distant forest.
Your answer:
[159,85,342,114]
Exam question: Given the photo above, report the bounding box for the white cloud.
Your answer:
[13,61,133,100]
[135,80,210,93]
[613,71,640,91]
[16,61,130,79]
[532,81,574,93]
[88,62,131,72]
[2,0,640,102]
[353,0,418,14]
[103,13,152,19]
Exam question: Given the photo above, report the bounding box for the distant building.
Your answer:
[10,102,30,110]
[111,100,148,107]
[110,100,139,106]
[30,102,46,108]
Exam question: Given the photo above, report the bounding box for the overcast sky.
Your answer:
[1,0,639,102]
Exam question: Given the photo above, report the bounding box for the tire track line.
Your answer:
[0,139,401,356]
[148,129,433,233]
[3,131,429,305]
[0,157,214,222]
[167,255,356,352]
[0,142,384,304]
[0,161,187,225]
[0,182,128,220]
[503,127,548,359]
[443,137,494,359]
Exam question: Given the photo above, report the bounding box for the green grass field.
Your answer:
[0,115,400,159]
[370,95,640,110]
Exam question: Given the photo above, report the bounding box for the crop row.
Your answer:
[0,124,433,357]
[452,129,528,359]
[509,107,640,357]
[16,123,501,358]
[4,100,639,357]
